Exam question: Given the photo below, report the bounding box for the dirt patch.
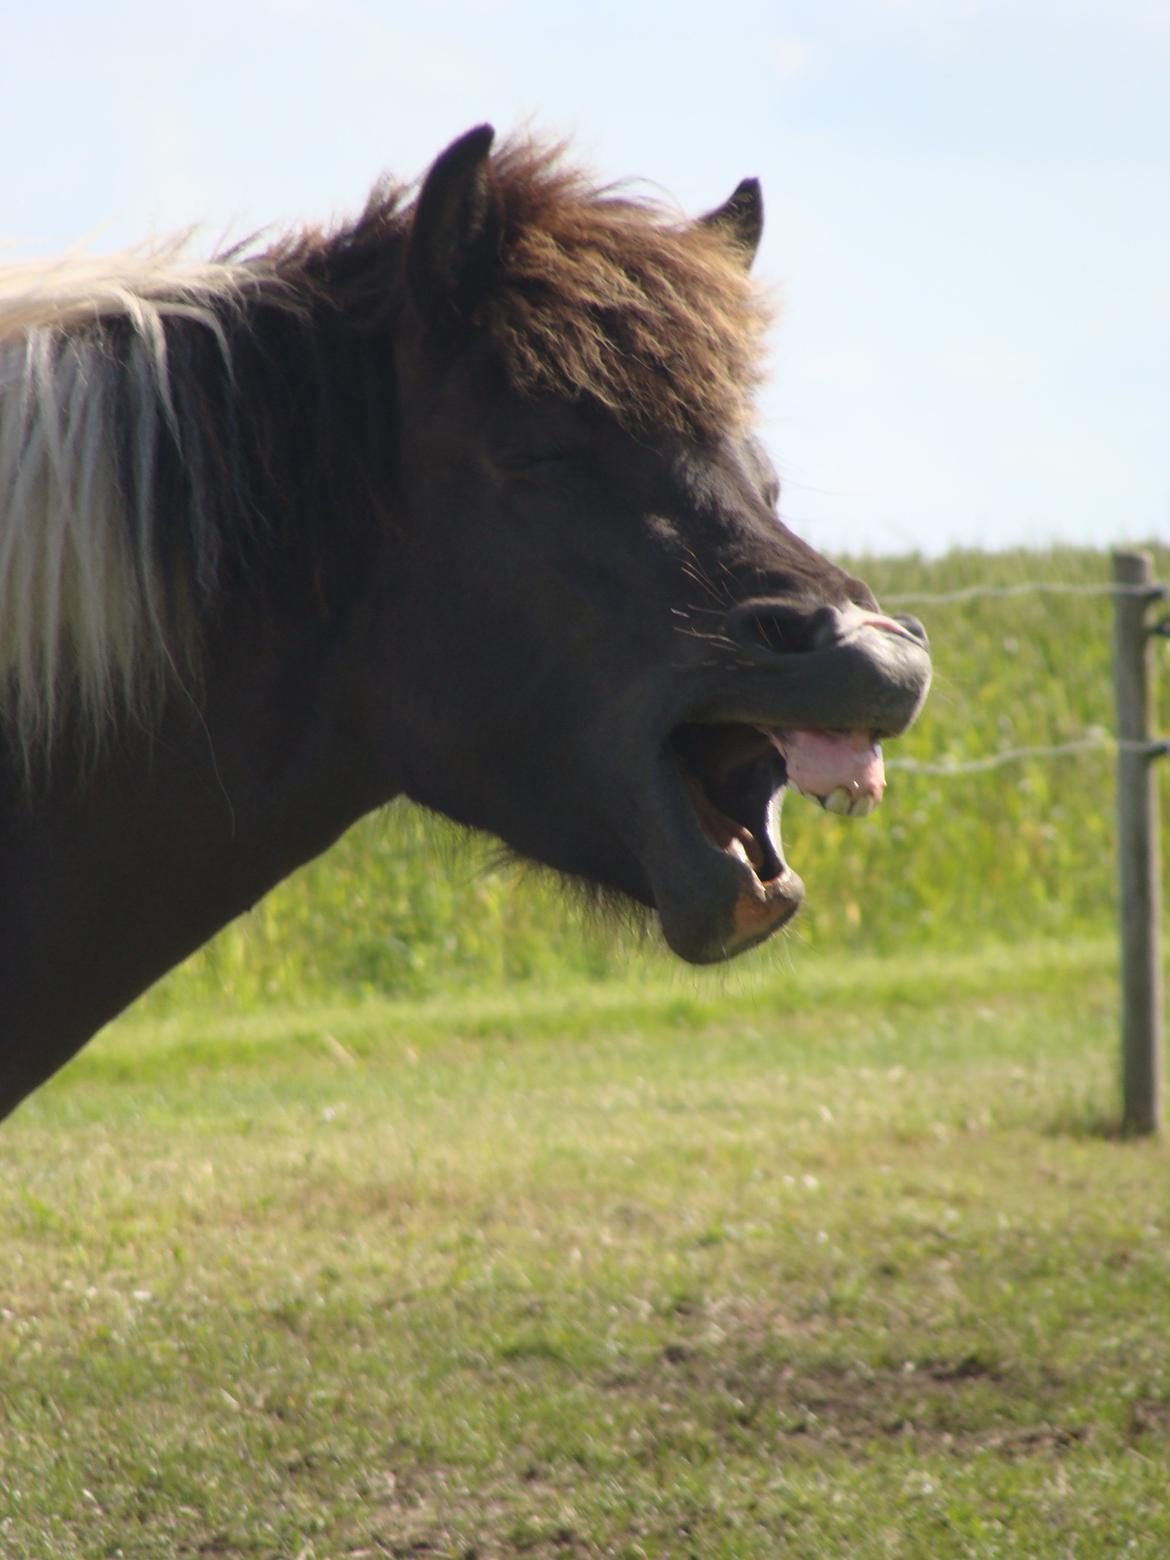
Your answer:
[603,1339,1089,1458]
[1130,1398,1170,1440]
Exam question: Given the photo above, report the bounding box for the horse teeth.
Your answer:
[818,786,880,817]
[727,836,752,868]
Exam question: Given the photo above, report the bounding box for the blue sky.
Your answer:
[2,0,1166,558]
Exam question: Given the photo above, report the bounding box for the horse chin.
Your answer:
[636,736,804,964]
[657,849,805,966]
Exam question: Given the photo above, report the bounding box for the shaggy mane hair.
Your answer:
[470,140,770,439]
[0,137,770,764]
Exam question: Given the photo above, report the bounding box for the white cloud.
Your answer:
[769,36,815,80]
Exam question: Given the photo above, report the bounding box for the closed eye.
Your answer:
[496,446,581,477]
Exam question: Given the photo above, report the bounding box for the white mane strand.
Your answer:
[0,243,258,765]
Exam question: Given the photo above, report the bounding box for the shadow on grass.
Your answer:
[1040,1094,1163,1142]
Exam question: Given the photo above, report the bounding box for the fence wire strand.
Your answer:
[877,574,1169,778]
[883,580,1165,607]
[888,737,1170,778]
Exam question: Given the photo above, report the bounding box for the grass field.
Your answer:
[4,546,1170,1556]
[3,939,1168,1558]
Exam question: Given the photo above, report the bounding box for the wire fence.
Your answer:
[880,576,1169,777]
[883,557,1166,1133]
[883,581,1166,607]
[887,735,1170,777]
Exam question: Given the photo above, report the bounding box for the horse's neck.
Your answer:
[0,627,385,1119]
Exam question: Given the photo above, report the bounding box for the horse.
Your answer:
[0,126,930,1118]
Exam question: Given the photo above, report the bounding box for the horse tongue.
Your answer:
[769,728,886,818]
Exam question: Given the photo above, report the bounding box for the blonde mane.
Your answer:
[0,244,279,765]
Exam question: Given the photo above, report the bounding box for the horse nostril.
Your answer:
[725,601,837,658]
[725,602,928,661]
[891,613,928,649]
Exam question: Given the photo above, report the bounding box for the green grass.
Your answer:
[3,938,1168,1557]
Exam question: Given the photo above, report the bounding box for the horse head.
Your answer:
[362,127,931,962]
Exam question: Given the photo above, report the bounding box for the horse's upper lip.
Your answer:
[690,614,932,735]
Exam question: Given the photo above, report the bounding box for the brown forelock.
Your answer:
[479,140,773,439]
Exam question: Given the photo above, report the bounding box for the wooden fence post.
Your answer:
[1112,550,1164,1135]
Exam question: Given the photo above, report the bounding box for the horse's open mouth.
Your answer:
[630,607,928,965]
[659,720,887,961]
[671,723,787,880]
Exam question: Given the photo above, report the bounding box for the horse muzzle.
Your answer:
[629,603,931,963]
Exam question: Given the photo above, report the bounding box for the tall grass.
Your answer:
[141,545,1170,1014]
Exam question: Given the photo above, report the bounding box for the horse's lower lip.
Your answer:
[631,745,803,964]
[655,831,805,965]
[727,862,805,951]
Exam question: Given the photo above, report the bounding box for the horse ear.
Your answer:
[700,177,763,270]
[407,124,501,323]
